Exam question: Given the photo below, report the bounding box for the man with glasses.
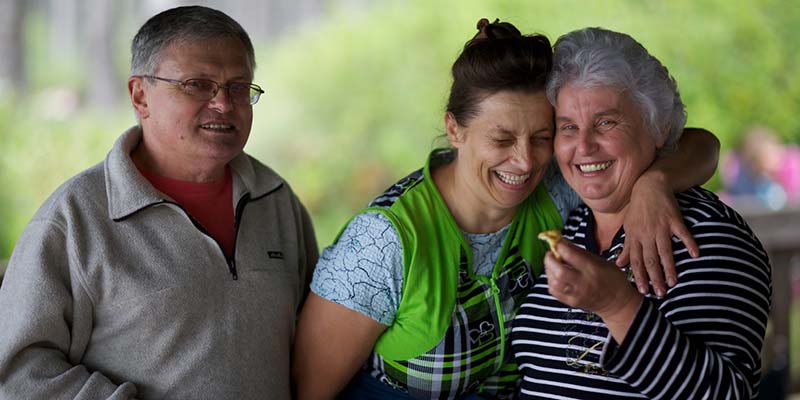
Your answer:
[0,6,317,399]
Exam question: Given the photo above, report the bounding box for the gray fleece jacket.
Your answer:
[0,126,318,399]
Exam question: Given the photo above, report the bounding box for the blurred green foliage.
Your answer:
[0,99,128,257]
[2,0,799,259]
[251,0,800,246]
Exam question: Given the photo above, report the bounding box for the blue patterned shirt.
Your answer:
[310,160,580,324]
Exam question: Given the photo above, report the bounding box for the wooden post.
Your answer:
[741,206,800,395]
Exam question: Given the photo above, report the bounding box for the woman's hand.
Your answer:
[619,127,716,296]
[545,240,643,343]
[620,172,700,297]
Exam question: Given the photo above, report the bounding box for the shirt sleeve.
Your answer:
[310,212,404,326]
[291,193,319,313]
[0,220,139,399]
[600,214,771,399]
[542,158,582,222]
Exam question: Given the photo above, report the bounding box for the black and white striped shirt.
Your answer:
[511,187,772,399]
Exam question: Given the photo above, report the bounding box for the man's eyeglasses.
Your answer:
[141,75,265,105]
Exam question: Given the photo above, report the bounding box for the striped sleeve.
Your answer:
[600,188,772,399]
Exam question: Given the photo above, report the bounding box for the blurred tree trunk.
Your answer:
[224,0,267,39]
[139,0,180,21]
[0,0,28,97]
[273,0,324,37]
[85,0,120,109]
[49,0,79,60]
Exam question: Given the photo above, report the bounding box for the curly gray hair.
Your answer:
[546,27,686,153]
[130,6,256,77]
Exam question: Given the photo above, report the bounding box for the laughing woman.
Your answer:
[293,20,721,399]
[511,27,771,399]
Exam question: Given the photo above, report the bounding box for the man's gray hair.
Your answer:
[130,6,256,77]
[546,27,686,153]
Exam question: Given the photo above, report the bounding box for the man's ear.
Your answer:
[445,112,464,148]
[129,76,150,120]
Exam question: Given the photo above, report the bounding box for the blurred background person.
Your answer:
[720,125,800,210]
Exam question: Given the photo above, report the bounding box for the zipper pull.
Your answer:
[228,258,238,280]
[491,279,500,295]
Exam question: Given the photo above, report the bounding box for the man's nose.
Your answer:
[207,87,234,113]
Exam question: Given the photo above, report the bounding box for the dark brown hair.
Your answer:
[446,18,552,126]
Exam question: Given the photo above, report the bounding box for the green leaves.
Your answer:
[2,0,798,255]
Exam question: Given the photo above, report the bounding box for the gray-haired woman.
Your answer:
[293,21,721,399]
[511,27,771,399]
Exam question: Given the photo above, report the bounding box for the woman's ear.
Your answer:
[445,112,464,148]
[129,76,150,120]
[655,125,670,149]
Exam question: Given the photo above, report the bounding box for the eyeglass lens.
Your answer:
[183,79,260,105]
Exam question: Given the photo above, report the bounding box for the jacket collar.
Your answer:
[105,126,284,221]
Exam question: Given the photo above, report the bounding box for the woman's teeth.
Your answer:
[578,161,613,173]
[495,171,530,185]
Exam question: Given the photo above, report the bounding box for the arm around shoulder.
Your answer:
[644,127,721,192]
[605,206,771,399]
[621,127,720,293]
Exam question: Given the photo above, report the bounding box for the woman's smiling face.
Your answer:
[554,84,662,215]
[447,90,554,215]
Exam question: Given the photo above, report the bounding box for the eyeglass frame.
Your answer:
[138,75,265,105]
